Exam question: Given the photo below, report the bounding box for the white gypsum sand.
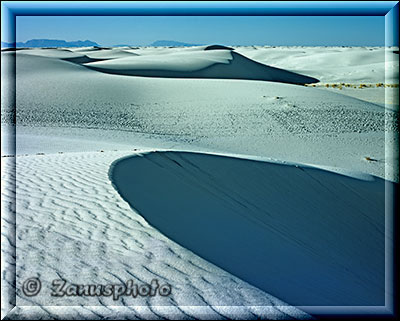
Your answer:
[1,151,311,319]
[110,150,390,307]
[3,46,398,180]
[1,45,398,318]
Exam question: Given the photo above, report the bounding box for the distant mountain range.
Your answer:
[1,39,203,48]
[1,39,99,48]
[149,40,203,47]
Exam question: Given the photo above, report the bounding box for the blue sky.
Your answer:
[16,15,385,46]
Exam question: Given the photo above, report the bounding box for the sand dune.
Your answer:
[110,151,390,307]
[234,46,399,84]
[14,46,318,85]
[83,46,319,84]
[67,46,104,52]
[204,44,234,50]
[70,48,140,59]
[15,48,84,59]
[62,55,106,64]
[1,151,310,319]
[2,45,397,319]
[16,47,139,65]
[9,49,398,181]
[5,48,396,181]
[85,49,234,72]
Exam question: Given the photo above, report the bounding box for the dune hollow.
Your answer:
[109,151,391,307]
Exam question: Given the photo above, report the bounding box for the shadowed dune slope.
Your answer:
[109,151,390,307]
[84,48,319,85]
[63,56,106,64]
[62,49,140,64]
[204,44,235,50]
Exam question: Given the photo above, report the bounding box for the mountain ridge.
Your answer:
[2,39,207,48]
[1,39,99,48]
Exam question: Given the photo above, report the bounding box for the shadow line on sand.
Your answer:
[67,45,319,85]
[109,151,391,307]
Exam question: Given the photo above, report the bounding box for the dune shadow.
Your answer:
[62,56,107,65]
[204,44,235,51]
[84,47,319,85]
[109,151,392,307]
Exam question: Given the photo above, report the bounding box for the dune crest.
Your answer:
[204,44,235,51]
[81,45,319,84]
[110,151,390,307]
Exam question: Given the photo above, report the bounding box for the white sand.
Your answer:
[110,151,389,307]
[81,46,318,84]
[3,47,397,180]
[1,45,398,319]
[2,151,310,319]
[85,49,234,71]
[234,46,399,84]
